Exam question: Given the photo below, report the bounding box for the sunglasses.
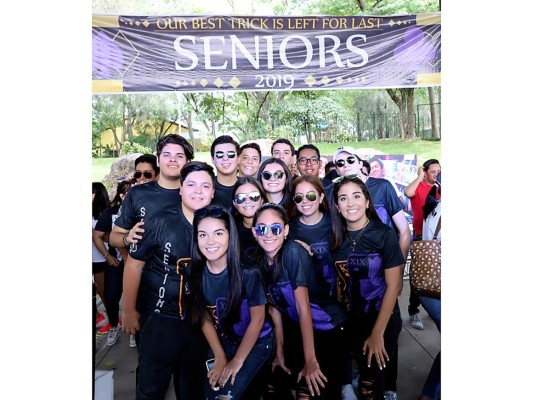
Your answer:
[214,151,237,159]
[234,191,261,205]
[261,170,285,181]
[293,191,317,204]
[253,223,284,237]
[332,174,362,184]
[194,206,227,219]
[297,156,319,165]
[133,171,153,179]
[335,156,357,168]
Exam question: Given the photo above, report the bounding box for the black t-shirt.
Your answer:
[212,178,235,211]
[235,217,258,263]
[288,213,336,299]
[365,177,405,229]
[202,266,273,340]
[333,219,405,315]
[114,181,182,230]
[128,206,192,317]
[262,240,347,331]
[94,205,120,259]
[321,178,334,210]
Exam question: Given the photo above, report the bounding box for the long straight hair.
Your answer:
[189,206,242,329]
[330,176,381,251]
[252,203,289,284]
[256,158,293,209]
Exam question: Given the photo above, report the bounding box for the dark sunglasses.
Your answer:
[332,174,362,184]
[214,151,237,159]
[253,223,284,237]
[234,192,261,205]
[335,156,357,168]
[293,191,318,204]
[297,156,319,165]
[261,170,284,181]
[133,171,153,179]
[194,206,227,219]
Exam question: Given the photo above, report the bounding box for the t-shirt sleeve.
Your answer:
[381,227,406,269]
[94,208,113,233]
[383,180,405,216]
[114,190,136,230]
[243,268,267,308]
[283,241,312,289]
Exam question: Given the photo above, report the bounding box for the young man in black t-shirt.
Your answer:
[122,161,215,400]
[211,135,240,210]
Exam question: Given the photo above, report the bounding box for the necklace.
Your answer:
[347,219,370,251]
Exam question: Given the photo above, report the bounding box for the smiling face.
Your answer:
[335,151,362,177]
[272,143,294,166]
[212,143,239,177]
[335,181,369,229]
[252,208,288,260]
[181,171,215,214]
[197,217,229,269]
[157,143,187,181]
[297,148,321,177]
[261,163,287,196]
[293,181,323,218]
[238,147,261,176]
[233,182,263,219]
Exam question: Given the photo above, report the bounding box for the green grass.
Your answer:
[92,139,440,182]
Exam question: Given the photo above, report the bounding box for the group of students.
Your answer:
[92,133,441,400]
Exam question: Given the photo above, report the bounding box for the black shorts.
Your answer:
[93,261,106,274]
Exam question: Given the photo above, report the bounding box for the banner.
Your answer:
[92,13,440,93]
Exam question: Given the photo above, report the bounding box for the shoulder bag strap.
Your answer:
[432,217,441,241]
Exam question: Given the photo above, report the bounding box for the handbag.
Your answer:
[409,217,441,298]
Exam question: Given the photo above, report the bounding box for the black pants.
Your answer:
[103,261,124,326]
[348,303,402,400]
[136,313,207,400]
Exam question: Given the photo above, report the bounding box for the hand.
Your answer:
[128,220,145,244]
[121,309,140,335]
[417,166,425,180]
[105,255,120,267]
[219,357,244,388]
[271,351,291,374]
[297,359,327,397]
[207,357,227,390]
[362,333,389,370]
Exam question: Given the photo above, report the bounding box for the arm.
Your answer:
[391,210,411,294]
[121,256,145,335]
[403,166,424,198]
[109,220,145,249]
[201,315,227,390]
[92,229,119,267]
[362,266,401,370]
[269,305,291,374]
[220,305,266,387]
[294,286,327,397]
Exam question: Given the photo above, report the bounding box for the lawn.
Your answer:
[92,138,441,182]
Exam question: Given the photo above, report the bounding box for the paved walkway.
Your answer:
[94,277,440,399]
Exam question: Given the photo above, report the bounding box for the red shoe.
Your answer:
[96,312,107,329]
[98,322,111,334]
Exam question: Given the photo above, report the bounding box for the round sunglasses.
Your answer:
[214,151,237,159]
[261,170,284,181]
[133,171,153,179]
[335,156,357,168]
[293,191,318,204]
[253,223,284,237]
[234,191,261,205]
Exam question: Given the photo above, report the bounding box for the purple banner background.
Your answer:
[92,14,440,93]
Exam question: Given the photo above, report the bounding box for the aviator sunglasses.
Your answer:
[234,192,261,205]
[261,170,285,181]
[335,156,357,168]
[214,150,237,159]
[293,191,317,204]
[133,171,153,179]
[253,223,284,237]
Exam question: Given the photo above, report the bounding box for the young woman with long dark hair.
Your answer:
[253,203,349,400]
[257,158,292,210]
[330,175,404,400]
[188,205,275,400]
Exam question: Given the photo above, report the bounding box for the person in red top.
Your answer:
[404,159,441,239]
[403,159,440,332]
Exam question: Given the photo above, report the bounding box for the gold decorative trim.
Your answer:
[92,80,124,92]
[416,13,440,26]
[417,73,441,86]
[93,15,120,28]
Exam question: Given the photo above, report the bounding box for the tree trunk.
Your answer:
[186,111,197,153]
[428,87,440,139]
[111,126,121,154]
[386,88,416,139]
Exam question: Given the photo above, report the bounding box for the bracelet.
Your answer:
[122,231,130,247]
[104,253,111,259]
